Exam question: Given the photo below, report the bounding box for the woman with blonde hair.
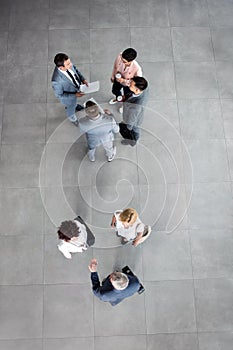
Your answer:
[110,208,151,246]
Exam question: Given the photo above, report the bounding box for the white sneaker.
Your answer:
[119,106,123,114]
[107,146,116,162]
[109,98,117,105]
[88,151,95,162]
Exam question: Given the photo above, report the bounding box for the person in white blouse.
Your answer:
[110,208,151,247]
[57,220,88,259]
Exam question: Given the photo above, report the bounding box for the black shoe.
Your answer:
[71,120,79,126]
[137,284,145,294]
[75,104,84,112]
[121,139,130,145]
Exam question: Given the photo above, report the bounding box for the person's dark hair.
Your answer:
[54,53,69,67]
[85,100,97,108]
[122,48,137,62]
[132,76,148,91]
[57,220,80,241]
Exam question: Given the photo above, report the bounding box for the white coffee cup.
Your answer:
[115,73,121,79]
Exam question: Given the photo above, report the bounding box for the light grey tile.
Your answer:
[131,27,172,62]
[94,140,138,186]
[9,0,49,30]
[175,62,218,98]
[190,229,233,278]
[44,234,92,283]
[92,244,143,278]
[212,28,233,60]
[0,235,43,285]
[94,289,146,336]
[137,139,185,184]
[11,142,45,186]
[147,334,199,350]
[90,0,129,28]
[0,188,44,236]
[5,65,47,104]
[0,339,42,350]
[0,144,44,187]
[188,183,233,229]
[195,278,233,331]
[2,104,46,144]
[198,332,233,350]
[142,230,192,281]
[145,280,196,333]
[0,31,8,62]
[49,0,90,29]
[90,28,130,63]
[0,63,6,104]
[142,99,180,142]
[0,285,43,339]
[0,0,10,30]
[207,0,233,26]
[48,29,90,63]
[139,184,189,231]
[178,99,224,139]
[168,0,209,26]
[143,62,176,99]
[43,186,92,234]
[129,0,169,27]
[184,139,229,182]
[95,335,147,350]
[216,61,233,98]
[44,284,94,337]
[44,338,94,350]
[0,104,2,143]
[226,139,233,180]
[7,30,48,66]
[172,27,213,61]
[222,99,233,138]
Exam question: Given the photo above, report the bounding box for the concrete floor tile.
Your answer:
[145,280,196,333]
[168,0,209,26]
[207,0,233,26]
[147,333,198,350]
[222,99,233,138]
[0,339,42,350]
[129,0,169,27]
[95,335,147,350]
[198,332,233,350]
[90,0,129,28]
[195,278,233,331]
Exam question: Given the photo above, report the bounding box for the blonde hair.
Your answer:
[119,208,138,225]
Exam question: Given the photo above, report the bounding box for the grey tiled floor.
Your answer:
[0,0,233,349]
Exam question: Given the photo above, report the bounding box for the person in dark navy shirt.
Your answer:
[88,259,141,306]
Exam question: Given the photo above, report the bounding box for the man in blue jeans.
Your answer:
[88,259,141,306]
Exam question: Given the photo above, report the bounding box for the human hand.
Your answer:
[76,92,85,97]
[104,108,112,115]
[88,258,98,272]
[132,239,139,247]
[110,77,114,83]
[116,77,125,84]
[83,79,89,86]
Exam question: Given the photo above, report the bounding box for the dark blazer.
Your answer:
[91,272,140,306]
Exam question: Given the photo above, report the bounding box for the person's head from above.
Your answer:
[119,208,138,228]
[54,53,72,71]
[129,76,148,95]
[85,100,100,120]
[57,220,81,242]
[121,48,137,67]
[110,272,129,290]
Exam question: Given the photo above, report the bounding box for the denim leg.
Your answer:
[132,126,140,141]
[65,101,77,122]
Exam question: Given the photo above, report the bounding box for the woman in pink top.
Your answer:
[109,48,142,105]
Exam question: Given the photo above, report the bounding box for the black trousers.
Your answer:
[112,79,131,98]
[119,122,140,141]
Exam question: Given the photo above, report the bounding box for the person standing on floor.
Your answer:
[109,48,142,107]
[110,208,151,246]
[119,76,149,146]
[57,220,88,259]
[51,53,88,126]
[79,100,119,162]
[88,259,141,306]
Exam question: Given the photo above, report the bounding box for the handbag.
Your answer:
[74,216,95,247]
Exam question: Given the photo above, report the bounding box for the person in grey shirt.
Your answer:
[79,100,119,162]
[120,76,149,146]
